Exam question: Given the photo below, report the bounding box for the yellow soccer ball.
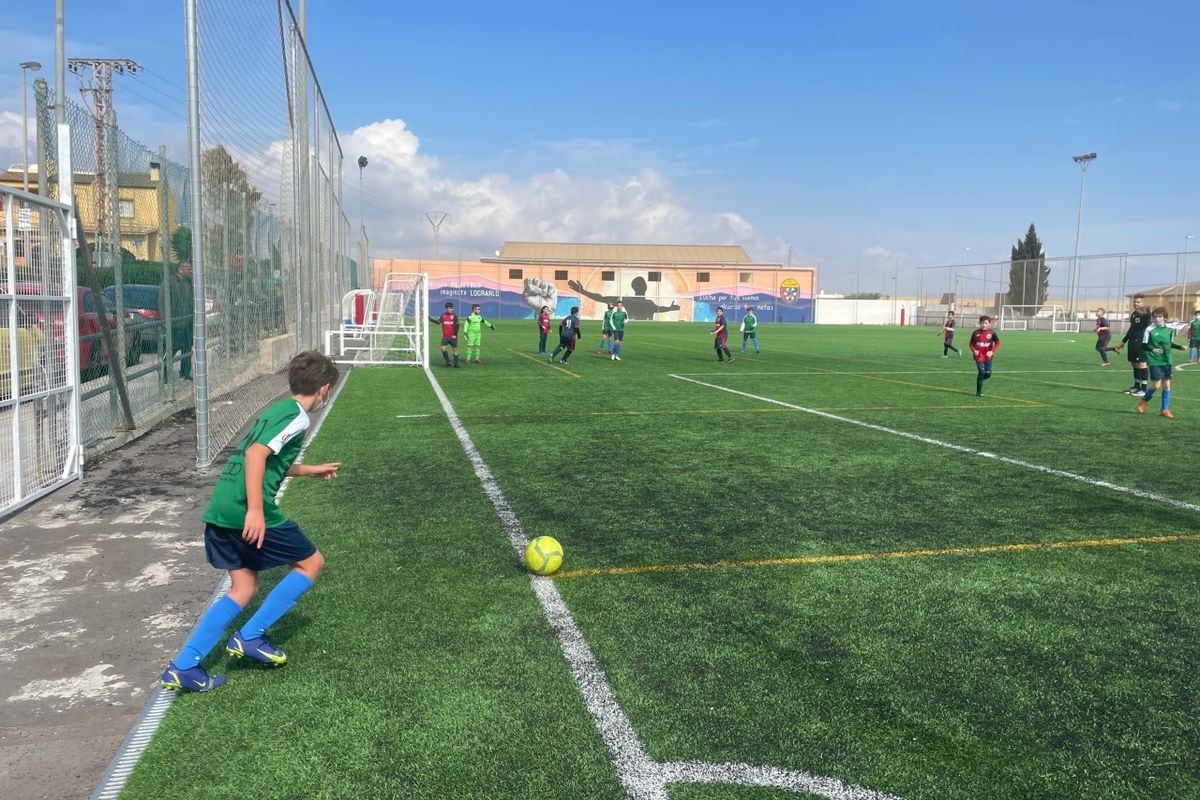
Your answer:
[525,536,564,576]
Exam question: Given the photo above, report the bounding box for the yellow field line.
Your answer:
[552,533,1200,580]
[508,348,581,377]
[794,363,1047,407]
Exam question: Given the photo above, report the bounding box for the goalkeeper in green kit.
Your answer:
[462,303,496,365]
[740,306,760,353]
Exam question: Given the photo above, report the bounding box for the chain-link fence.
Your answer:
[912,252,1197,331]
[22,0,355,469]
[188,0,353,467]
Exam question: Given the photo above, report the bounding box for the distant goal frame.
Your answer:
[999,304,1080,333]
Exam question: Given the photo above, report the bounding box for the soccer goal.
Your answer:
[999,304,1079,333]
[325,272,428,366]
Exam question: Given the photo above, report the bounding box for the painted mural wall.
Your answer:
[373,258,816,323]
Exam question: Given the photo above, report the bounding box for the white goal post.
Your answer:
[325,272,429,366]
[999,304,1079,333]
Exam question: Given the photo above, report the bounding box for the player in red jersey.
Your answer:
[430,301,461,367]
[710,306,734,363]
[969,315,1001,396]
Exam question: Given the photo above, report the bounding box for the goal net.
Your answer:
[999,304,1079,333]
[325,272,428,365]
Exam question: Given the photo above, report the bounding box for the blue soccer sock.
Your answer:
[172,595,243,669]
[1144,388,1156,402]
[1162,389,1171,409]
[613,343,621,356]
[239,570,314,640]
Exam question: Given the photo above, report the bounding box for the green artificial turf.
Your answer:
[122,323,1200,800]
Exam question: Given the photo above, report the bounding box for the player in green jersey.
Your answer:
[1136,306,1184,418]
[1187,309,1200,365]
[160,351,342,692]
[740,306,761,353]
[609,301,628,361]
[598,303,614,355]
[462,303,496,365]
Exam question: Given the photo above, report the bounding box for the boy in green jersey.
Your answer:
[462,303,496,364]
[1187,309,1200,364]
[1136,306,1184,418]
[609,301,628,361]
[160,351,342,692]
[598,303,614,355]
[740,306,760,353]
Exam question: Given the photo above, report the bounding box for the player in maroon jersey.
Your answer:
[429,301,461,367]
[969,315,1001,396]
[710,306,734,363]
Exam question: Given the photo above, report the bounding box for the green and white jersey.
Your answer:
[1142,323,1176,367]
[602,309,614,331]
[463,313,489,337]
[204,398,310,529]
[1189,318,1200,340]
[743,313,757,333]
[610,309,628,332]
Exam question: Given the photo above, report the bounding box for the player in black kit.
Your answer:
[1113,293,1151,395]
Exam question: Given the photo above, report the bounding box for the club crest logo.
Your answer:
[780,278,800,304]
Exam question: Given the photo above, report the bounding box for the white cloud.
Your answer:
[344,118,766,260]
[1157,99,1182,112]
[0,110,27,169]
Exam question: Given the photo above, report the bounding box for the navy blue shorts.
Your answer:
[204,520,316,571]
[1149,364,1173,381]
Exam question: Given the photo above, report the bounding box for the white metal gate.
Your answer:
[1,185,83,518]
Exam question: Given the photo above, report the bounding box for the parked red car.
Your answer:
[1,283,140,382]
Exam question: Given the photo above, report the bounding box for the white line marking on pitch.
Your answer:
[426,367,901,800]
[395,413,432,418]
[671,374,1200,513]
[675,368,1124,376]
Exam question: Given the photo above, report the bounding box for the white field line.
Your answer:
[670,374,1200,514]
[674,368,1135,376]
[425,366,901,800]
[89,374,352,800]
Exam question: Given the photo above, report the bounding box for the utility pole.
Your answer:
[423,211,450,259]
[68,58,139,267]
[69,57,139,379]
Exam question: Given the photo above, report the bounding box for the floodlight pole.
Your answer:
[1181,234,1194,319]
[20,61,42,192]
[1070,152,1097,316]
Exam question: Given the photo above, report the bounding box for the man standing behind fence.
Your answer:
[169,261,194,381]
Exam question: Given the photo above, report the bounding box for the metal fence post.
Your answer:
[184,0,209,469]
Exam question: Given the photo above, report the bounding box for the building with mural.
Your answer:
[372,242,816,323]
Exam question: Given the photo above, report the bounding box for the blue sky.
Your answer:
[1,0,1198,292]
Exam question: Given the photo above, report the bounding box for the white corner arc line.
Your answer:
[660,762,902,800]
[426,366,902,800]
[670,374,1200,514]
[89,373,352,800]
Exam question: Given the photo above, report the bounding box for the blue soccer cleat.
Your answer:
[226,632,288,666]
[161,664,225,693]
